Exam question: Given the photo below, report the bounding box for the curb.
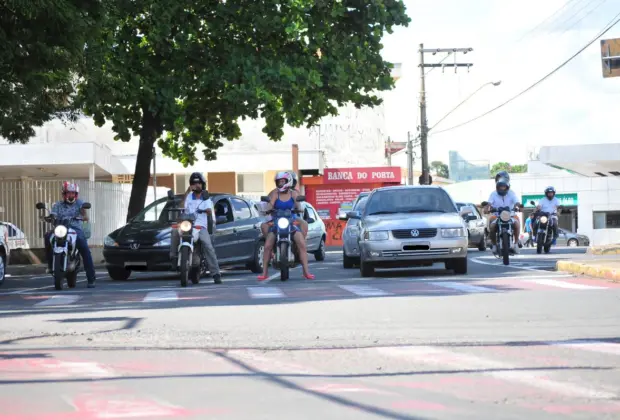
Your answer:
[556,260,620,283]
[586,245,620,255]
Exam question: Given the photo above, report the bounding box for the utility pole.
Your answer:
[418,43,473,185]
[386,136,392,166]
[152,146,157,201]
[406,131,413,185]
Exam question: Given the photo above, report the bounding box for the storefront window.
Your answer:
[593,211,620,229]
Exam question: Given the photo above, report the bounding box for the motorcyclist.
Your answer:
[43,182,96,288]
[169,172,222,284]
[483,176,522,254]
[534,186,562,243]
[260,171,308,239]
[257,171,314,281]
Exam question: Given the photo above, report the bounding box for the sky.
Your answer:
[379,0,620,166]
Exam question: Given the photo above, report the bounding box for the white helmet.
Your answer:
[274,171,293,192]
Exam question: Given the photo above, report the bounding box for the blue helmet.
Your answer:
[496,177,510,196]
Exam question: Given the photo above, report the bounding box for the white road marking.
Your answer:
[429,282,497,293]
[338,285,392,296]
[34,295,82,306]
[378,346,616,399]
[547,340,620,356]
[523,278,607,290]
[0,280,87,296]
[142,291,178,302]
[247,286,285,299]
[471,256,558,274]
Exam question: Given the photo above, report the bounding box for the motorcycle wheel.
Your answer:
[501,231,510,266]
[53,254,64,290]
[180,247,190,287]
[279,242,289,281]
[536,232,545,254]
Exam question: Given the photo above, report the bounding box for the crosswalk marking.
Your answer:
[338,285,392,297]
[522,279,607,290]
[34,295,81,306]
[430,282,497,294]
[547,340,620,356]
[247,287,285,299]
[143,291,178,302]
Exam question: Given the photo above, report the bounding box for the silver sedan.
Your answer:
[343,185,473,277]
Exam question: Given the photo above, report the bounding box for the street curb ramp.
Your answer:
[556,260,620,283]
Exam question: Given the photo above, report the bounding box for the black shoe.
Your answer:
[213,274,222,284]
[87,279,96,288]
[170,258,178,271]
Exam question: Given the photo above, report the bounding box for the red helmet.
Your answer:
[62,182,79,203]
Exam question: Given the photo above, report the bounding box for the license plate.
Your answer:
[125,261,147,266]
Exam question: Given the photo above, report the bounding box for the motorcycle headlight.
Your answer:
[540,216,548,224]
[499,211,511,222]
[179,221,192,232]
[54,225,68,238]
[277,218,290,229]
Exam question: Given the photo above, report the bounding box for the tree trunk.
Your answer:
[126,108,161,222]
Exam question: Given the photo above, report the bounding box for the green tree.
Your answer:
[430,161,449,178]
[0,0,105,142]
[490,162,528,178]
[77,0,411,221]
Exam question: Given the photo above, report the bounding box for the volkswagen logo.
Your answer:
[410,229,420,237]
[130,243,140,250]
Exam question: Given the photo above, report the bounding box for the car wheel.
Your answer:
[314,237,326,261]
[448,258,468,275]
[477,234,487,251]
[0,252,5,286]
[343,250,355,269]
[359,257,374,277]
[107,266,131,281]
[247,241,265,274]
[567,239,578,247]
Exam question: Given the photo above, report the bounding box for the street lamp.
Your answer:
[429,80,501,132]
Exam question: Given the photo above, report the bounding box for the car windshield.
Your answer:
[132,196,181,223]
[354,196,369,211]
[365,188,456,216]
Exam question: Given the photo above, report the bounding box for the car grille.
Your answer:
[391,228,437,239]
[382,248,451,258]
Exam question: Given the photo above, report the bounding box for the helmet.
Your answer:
[496,177,510,197]
[494,170,510,183]
[288,171,298,189]
[274,171,293,192]
[544,186,556,199]
[62,182,79,204]
[189,172,206,191]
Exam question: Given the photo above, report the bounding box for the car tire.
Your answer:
[343,250,355,269]
[567,239,578,247]
[447,258,468,275]
[107,266,131,281]
[360,258,374,277]
[247,241,265,274]
[314,237,326,261]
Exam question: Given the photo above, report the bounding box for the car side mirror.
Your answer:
[167,190,175,200]
[459,206,473,217]
[346,211,361,220]
[337,211,348,221]
[295,195,306,202]
[201,190,209,200]
[35,202,45,210]
[81,202,92,210]
[466,215,478,222]
[260,196,270,203]
[216,215,228,225]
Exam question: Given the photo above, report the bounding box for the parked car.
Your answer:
[103,193,267,280]
[337,191,370,219]
[340,194,369,268]
[0,222,31,250]
[455,202,487,251]
[556,228,590,247]
[342,185,473,277]
[0,224,9,285]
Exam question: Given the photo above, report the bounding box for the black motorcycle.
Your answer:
[482,201,521,266]
[260,195,306,281]
[529,200,557,254]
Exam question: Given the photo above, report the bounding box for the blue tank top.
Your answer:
[273,191,297,219]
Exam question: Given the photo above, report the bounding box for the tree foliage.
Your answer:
[430,160,449,178]
[0,0,104,143]
[490,162,528,177]
[77,0,411,220]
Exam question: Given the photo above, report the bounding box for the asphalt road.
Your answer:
[1,246,619,419]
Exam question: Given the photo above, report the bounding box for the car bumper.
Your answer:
[103,247,172,271]
[360,237,468,267]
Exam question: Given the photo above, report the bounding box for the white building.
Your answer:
[442,143,620,246]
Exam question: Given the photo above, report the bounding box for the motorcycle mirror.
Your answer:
[81,202,92,210]
[260,196,270,203]
[201,190,210,200]
[530,200,536,206]
[295,195,306,202]
[35,202,45,210]
[167,190,175,200]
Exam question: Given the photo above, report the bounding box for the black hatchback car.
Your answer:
[103,193,266,280]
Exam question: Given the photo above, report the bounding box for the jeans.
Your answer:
[170,228,220,276]
[45,230,96,282]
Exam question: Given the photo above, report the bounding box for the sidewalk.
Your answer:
[556,257,620,282]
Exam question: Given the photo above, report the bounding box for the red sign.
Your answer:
[323,167,401,184]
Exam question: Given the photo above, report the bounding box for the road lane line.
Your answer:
[429,282,497,293]
[142,291,178,302]
[34,295,82,306]
[338,285,392,297]
[546,340,620,356]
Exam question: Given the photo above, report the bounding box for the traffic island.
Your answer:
[556,258,620,282]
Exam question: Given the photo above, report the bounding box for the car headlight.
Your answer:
[154,238,171,247]
[277,218,290,229]
[442,228,466,238]
[54,225,68,238]
[499,210,511,222]
[179,221,192,232]
[364,230,389,241]
[104,235,117,247]
[540,216,548,224]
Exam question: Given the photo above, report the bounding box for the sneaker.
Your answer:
[213,274,222,284]
[87,280,96,288]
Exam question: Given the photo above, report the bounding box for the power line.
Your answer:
[517,0,582,41]
[431,11,620,136]
[549,0,604,33]
[557,0,610,35]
